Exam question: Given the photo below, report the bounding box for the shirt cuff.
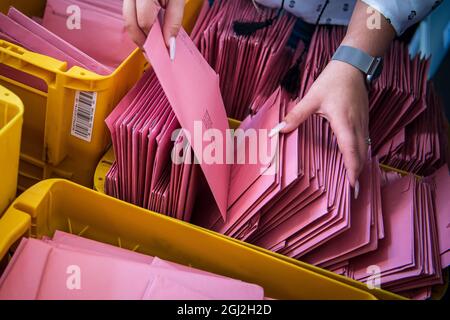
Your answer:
[360,0,438,35]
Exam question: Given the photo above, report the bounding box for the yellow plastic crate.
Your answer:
[0,85,23,215]
[0,0,204,192]
[0,178,397,300]
[93,146,404,300]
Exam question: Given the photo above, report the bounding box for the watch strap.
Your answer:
[332,45,381,77]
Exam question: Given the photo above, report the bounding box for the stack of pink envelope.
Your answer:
[379,83,449,176]
[345,167,449,299]
[105,69,199,221]
[0,1,136,88]
[299,157,384,268]
[370,41,430,152]
[0,231,265,300]
[190,0,302,120]
[431,166,450,270]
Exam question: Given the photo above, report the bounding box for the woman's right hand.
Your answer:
[123,0,185,57]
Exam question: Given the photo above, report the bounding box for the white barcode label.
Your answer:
[71,91,97,142]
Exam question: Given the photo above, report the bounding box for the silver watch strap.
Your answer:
[332,45,378,75]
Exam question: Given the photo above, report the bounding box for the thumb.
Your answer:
[162,0,185,47]
[280,95,318,133]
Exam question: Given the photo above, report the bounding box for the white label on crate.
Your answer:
[71,91,97,142]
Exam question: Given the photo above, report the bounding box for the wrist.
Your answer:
[328,59,368,88]
[330,44,384,89]
[340,36,386,58]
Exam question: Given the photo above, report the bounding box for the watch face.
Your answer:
[366,74,373,88]
[372,57,384,81]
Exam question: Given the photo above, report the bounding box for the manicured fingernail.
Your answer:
[269,121,287,138]
[169,37,176,61]
[354,180,360,200]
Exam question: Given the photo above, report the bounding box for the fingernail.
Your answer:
[269,121,287,138]
[169,37,176,61]
[354,179,360,200]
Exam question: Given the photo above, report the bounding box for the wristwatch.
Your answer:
[331,45,383,88]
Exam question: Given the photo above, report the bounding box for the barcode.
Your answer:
[71,91,97,142]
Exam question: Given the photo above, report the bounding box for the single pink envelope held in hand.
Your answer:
[144,19,231,221]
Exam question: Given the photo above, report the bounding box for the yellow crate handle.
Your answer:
[0,40,68,78]
[0,208,31,261]
[0,180,58,261]
[0,40,113,81]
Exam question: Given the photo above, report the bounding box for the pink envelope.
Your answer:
[0,237,156,300]
[1,234,266,300]
[0,31,19,44]
[250,116,348,252]
[150,257,227,279]
[145,20,230,220]
[441,251,450,269]
[0,238,49,300]
[212,89,283,238]
[51,231,154,264]
[143,276,212,300]
[37,247,155,300]
[283,175,351,258]
[7,7,111,75]
[228,89,281,207]
[302,158,377,266]
[152,115,180,192]
[0,13,82,70]
[351,175,416,281]
[432,165,450,268]
[183,164,200,222]
[146,265,264,300]
[43,0,136,68]
[379,181,442,291]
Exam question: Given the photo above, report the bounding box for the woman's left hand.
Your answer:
[280,59,370,191]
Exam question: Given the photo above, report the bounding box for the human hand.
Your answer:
[277,60,370,197]
[123,0,185,59]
